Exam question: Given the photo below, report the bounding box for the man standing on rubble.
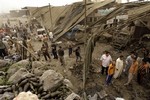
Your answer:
[41,43,51,61]
[8,45,16,56]
[75,46,82,62]
[100,51,112,75]
[51,42,58,59]
[124,51,135,75]
[137,59,149,84]
[106,61,115,85]
[58,46,65,66]
[67,41,73,57]
[49,31,53,42]
[114,55,124,79]
[124,57,138,85]
[27,37,35,59]
[0,40,7,58]
[142,47,149,59]
[43,34,49,47]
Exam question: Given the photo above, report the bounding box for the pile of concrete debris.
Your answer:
[0,60,80,100]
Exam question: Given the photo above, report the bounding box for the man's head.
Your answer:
[130,51,135,58]
[10,45,13,49]
[105,51,110,57]
[77,46,80,49]
[112,61,116,66]
[142,47,146,51]
[42,44,45,47]
[142,59,147,64]
[132,56,137,62]
[59,46,62,49]
[120,55,124,60]
[27,37,31,40]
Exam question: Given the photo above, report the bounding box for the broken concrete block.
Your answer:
[7,60,29,77]
[88,93,98,100]
[63,79,74,90]
[0,92,14,100]
[0,60,9,68]
[65,93,80,100]
[40,70,64,91]
[97,90,108,99]
[8,68,28,84]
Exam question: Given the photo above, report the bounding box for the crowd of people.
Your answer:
[0,26,82,66]
[0,20,85,67]
[99,48,150,86]
[1,21,149,88]
[39,38,82,66]
[0,21,38,61]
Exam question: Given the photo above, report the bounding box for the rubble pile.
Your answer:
[0,70,73,100]
[0,0,150,100]
[70,62,98,79]
[70,63,83,79]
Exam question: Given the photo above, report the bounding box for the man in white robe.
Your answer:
[114,55,124,79]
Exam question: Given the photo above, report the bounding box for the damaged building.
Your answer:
[0,0,150,100]
[25,0,150,50]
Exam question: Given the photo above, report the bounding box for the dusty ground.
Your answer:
[32,40,150,100]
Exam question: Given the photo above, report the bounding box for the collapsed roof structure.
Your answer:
[25,0,150,44]
[26,0,114,40]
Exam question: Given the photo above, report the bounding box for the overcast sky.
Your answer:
[0,0,139,13]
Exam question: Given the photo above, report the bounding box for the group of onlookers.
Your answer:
[39,39,82,66]
[0,28,82,67]
[99,47,150,86]
[0,36,22,62]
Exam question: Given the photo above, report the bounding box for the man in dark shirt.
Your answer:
[58,46,65,66]
[75,46,82,62]
[142,47,149,62]
[41,44,51,61]
[51,43,58,59]
[68,45,72,57]
[0,40,7,58]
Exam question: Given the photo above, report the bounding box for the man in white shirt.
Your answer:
[49,32,53,42]
[100,51,112,75]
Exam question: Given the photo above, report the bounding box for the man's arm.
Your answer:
[133,63,138,74]
[100,55,103,66]
[115,59,119,70]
